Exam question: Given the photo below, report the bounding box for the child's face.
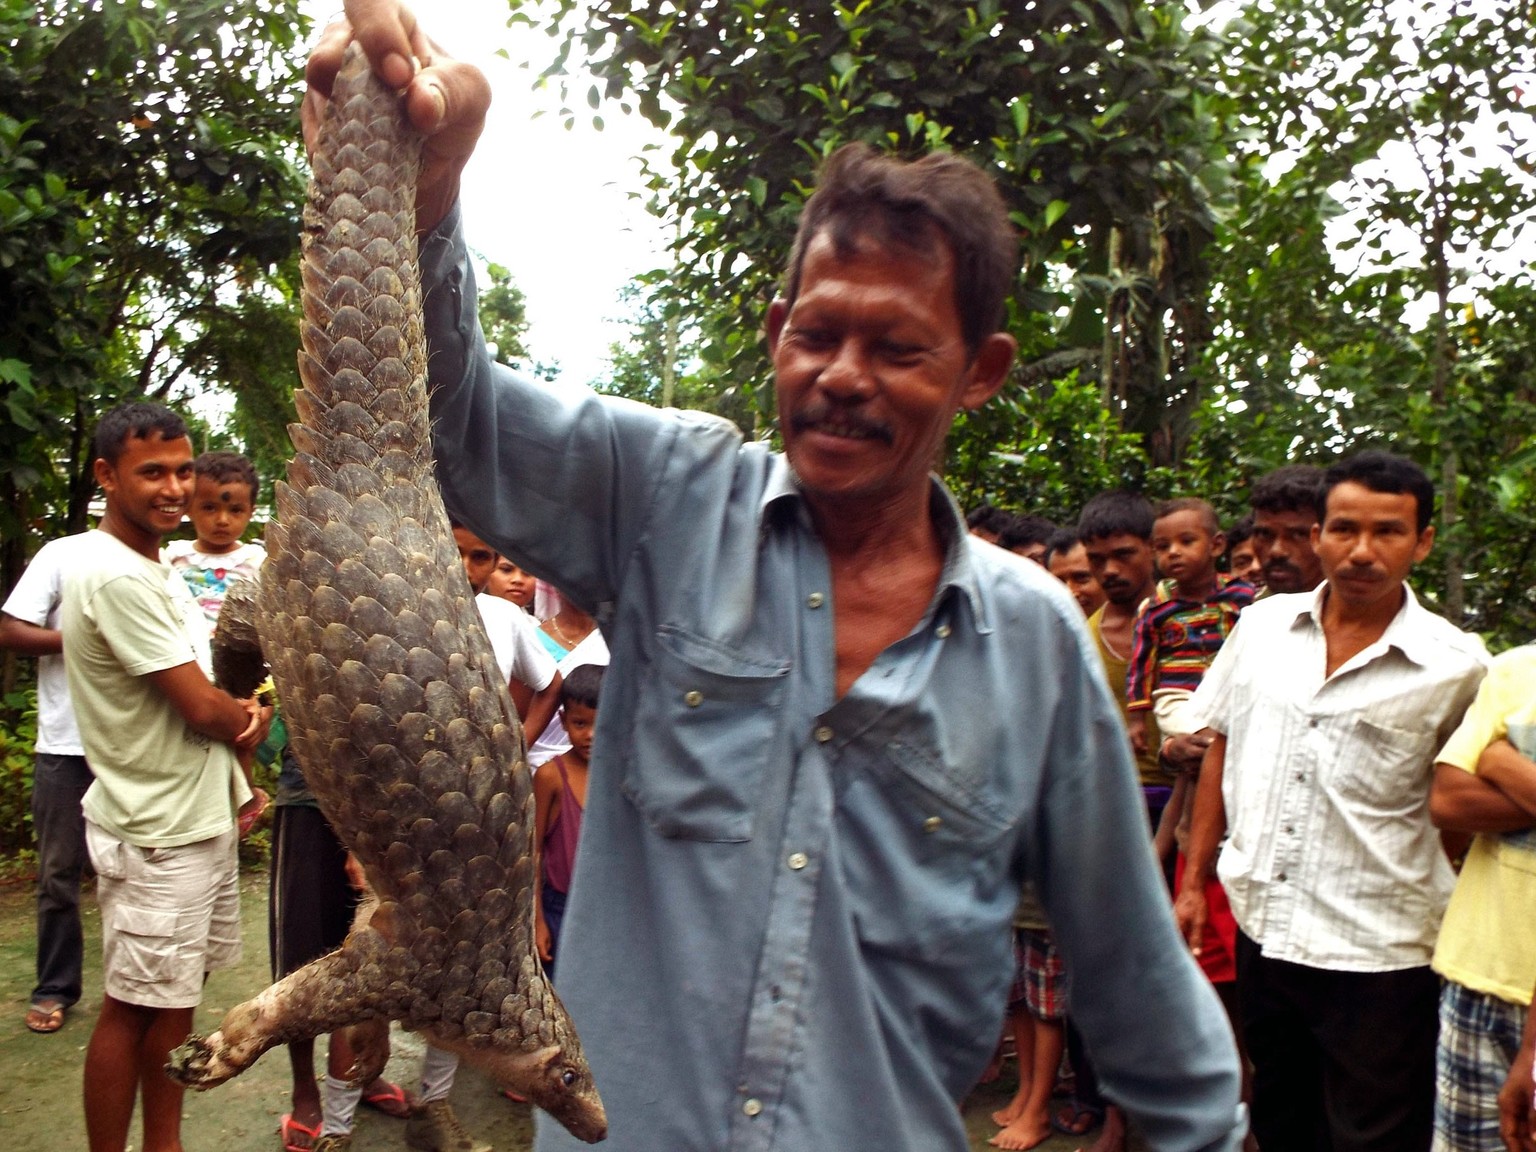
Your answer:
[452,526,497,593]
[1151,510,1222,588]
[487,558,536,609]
[563,701,597,763]
[187,475,255,553]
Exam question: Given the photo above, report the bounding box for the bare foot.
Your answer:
[991,1094,1026,1126]
[990,1115,1050,1150]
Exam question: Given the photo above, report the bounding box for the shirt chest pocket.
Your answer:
[1328,716,1429,813]
[621,626,789,842]
[842,735,1019,965]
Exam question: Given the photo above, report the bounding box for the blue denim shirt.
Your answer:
[421,206,1243,1152]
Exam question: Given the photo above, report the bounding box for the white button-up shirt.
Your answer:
[1189,584,1487,972]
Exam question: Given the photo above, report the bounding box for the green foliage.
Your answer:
[513,0,1231,456]
[0,689,38,859]
[594,278,757,432]
[0,0,308,562]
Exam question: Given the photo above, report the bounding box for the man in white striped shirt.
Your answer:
[1176,450,1488,1152]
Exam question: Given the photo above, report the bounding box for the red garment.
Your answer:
[1174,852,1238,985]
[542,754,584,894]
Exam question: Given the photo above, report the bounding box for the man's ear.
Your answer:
[959,332,1017,411]
[765,299,789,354]
[92,457,114,493]
[1414,523,1436,563]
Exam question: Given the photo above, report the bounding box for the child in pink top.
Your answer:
[534,663,603,977]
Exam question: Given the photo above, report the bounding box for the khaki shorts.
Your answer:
[85,821,241,1009]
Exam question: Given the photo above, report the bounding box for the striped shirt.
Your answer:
[1126,576,1253,710]
[1188,584,1487,971]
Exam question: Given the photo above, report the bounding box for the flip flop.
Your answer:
[360,1080,416,1119]
[280,1113,320,1152]
[25,1000,65,1034]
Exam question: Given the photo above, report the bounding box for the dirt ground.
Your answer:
[0,873,1105,1151]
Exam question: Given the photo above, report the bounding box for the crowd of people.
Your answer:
[964,459,1536,1152]
[1,4,1533,1152]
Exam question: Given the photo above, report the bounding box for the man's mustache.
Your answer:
[790,404,894,445]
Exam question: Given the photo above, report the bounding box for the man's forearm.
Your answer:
[1478,740,1536,821]
[1429,760,1533,832]
[0,614,63,656]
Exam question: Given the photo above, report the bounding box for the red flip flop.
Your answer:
[280,1113,319,1152]
[360,1080,416,1119]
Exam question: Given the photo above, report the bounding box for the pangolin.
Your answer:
[165,44,607,1143]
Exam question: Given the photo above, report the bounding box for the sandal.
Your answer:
[281,1113,320,1152]
[360,1079,416,1119]
[25,999,65,1034]
[1050,1100,1104,1137]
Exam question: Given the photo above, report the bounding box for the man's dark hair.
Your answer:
[1043,528,1081,566]
[1250,464,1325,517]
[1319,450,1435,533]
[783,143,1018,356]
[561,663,606,710]
[91,401,188,466]
[965,504,1012,536]
[1077,491,1155,543]
[1153,497,1220,536]
[998,515,1057,552]
[1226,515,1254,550]
[194,450,259,502]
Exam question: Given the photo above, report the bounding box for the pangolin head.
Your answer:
[522,1040,607,1143]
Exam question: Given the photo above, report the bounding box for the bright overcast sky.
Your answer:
[300,0,670,385]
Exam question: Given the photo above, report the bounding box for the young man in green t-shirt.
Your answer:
[62,401,265,1152]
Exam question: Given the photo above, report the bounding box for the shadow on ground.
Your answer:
[0,874,1105,1151]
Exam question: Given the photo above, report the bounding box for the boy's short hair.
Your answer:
[1250,464,1324,517]
[1153,497,1220,536]
[1226,515,1254,550]
[560,663,605,711]
[997,515,1057,552]
[194,451,259,502]
[92,401,188,466]
[965,504,1012,537]
[1077,491,1155,543]
[1319,450,1435,533]
[1042,528,1081,567]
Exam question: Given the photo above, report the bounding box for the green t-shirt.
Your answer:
[62,530,245,848]
[1088,603,1171,788]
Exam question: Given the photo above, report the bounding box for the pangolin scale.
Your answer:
[166,45,606,1144]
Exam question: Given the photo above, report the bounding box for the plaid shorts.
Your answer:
[1011,927,1066,1022]
[1433,979,1527,1152]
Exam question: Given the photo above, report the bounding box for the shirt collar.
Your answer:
[1295,580,1439,667]
[759,458,990,633]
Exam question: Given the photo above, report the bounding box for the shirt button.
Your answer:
[742,1098,763,1117]
[684,690,704,707]
[1294,772,1305,782]
[807,592,825,609]
[923,816,943,833]
[787,852,808,870]
[1277,871,1288,882]
[935,622,952,639]
[1308,718,1318,728]
[814,725,834,743]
